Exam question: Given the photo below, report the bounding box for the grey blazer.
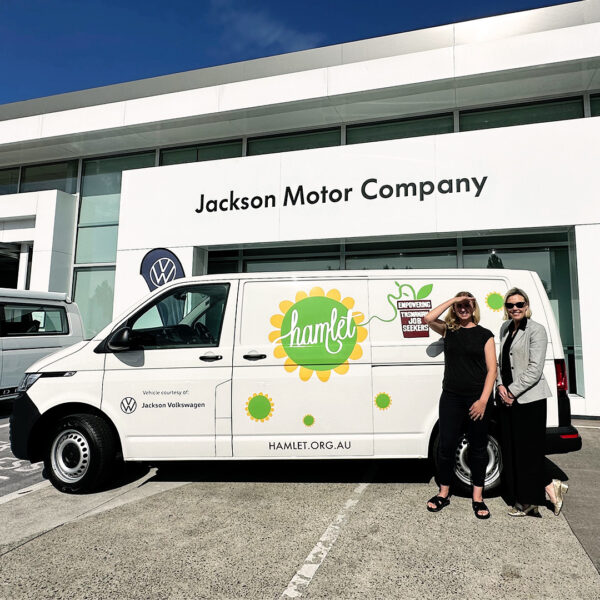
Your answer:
[496,318,552,404]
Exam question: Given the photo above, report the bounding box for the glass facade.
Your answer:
[0,168,19,195]
[460,98,584,131]
[20,161,78,194]
[160,140,242,166]
[347,114,453,144]
[591,94,600,117]
[73,268,116,340]
[247,129,340,156]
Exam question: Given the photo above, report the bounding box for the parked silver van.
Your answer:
[0,289,83,403]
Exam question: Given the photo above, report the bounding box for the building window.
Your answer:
[0,168,19,195]
[459,98,584,132]
[346,114,453,145]
[20,161,78,194]
[160,140,242,166]
[247,128,340,156]
[73,267,116,339]
[591,94,600,117]
[346,252,457,270]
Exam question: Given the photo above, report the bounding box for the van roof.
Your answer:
[0,288,72,303]
[164,268,537,283]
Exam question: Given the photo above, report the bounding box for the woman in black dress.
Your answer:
[497,287,568,516]
[424,292,497,519]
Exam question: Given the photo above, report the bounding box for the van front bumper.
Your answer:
[545,425,583,455]
[9,393,41,461]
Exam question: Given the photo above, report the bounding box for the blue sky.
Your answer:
[0,0,577,105]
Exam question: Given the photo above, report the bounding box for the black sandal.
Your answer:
[427,495,450,512]
[472,501,491,520]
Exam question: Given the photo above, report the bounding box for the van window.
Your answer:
[0,304,69,336]
[129,284,229,349]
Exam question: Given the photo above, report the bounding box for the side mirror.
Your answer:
[107,327,133,352]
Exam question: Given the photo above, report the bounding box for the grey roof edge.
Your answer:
[0,1,593,121]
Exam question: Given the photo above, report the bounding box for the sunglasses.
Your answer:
[455,302,473,310]
[505,302,526,309]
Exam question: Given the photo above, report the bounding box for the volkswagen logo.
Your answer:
[149,257,177,288]
[120,397,137,414]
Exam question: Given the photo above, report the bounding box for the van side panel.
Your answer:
[368,276,509,457]
[232,278,374,457]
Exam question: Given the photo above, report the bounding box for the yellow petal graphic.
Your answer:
[268,330,281,342]
[299,367,313,381]
[274,345,287,358]
[279,300,293,313]
[310,287,325,297]
[316,370,331,382]
[284,358,298,372]
[295,291,308,302]
[270,314,283,328]
[352,311,365,324]
[334,362,349,375]
[357,326,368,342]
[350,345,363,360]
[342,297,355,309]
[326,289,341,301]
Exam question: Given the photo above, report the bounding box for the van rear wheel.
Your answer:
[433,432,503,493]
[45,414,116,494]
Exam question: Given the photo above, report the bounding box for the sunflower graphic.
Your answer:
[269,287,367,382]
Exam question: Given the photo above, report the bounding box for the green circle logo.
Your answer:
[270,288,367,382]
[375,393,392,410]
[246,394,274,422]
[303,414,315,427]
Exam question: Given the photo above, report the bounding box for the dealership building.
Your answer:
[1,1,599,415]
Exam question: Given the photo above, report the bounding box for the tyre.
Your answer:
[433,431,503,493]
[44,413,117,494]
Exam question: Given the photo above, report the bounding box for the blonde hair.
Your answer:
[444,291,481,331]
[503,287,533,320]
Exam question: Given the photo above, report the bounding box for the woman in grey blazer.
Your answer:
[497,287,568,517]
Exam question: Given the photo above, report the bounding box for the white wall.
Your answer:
[575,224,600,416]
[0,190,77,294]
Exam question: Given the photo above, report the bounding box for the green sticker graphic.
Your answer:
[270,288,367,382]
[303,414,315,427]
[246,394,274,422]
[486,292,504,312]
[375,393,392,410]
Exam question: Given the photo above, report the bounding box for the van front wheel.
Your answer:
[45,414,116,494]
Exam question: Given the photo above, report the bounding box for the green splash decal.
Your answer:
[364,282,434,325]
[246,394,274,421]
[375,393,392,410]
[485,292,504,312]
[303,414,315,427]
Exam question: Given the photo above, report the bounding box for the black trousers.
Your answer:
[437,390,492,488]
[499,397,552,506]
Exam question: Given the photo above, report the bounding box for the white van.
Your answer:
[1,289,83,403]
[10,270,581,493]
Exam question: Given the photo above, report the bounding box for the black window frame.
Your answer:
[0,303,69,337]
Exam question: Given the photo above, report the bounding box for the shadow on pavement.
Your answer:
[148,457,435,487]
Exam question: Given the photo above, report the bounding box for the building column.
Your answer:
[16,243,30,289]
[575,224,600,416]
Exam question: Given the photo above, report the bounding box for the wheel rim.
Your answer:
[50,429,90,483]
[454,434,502,488]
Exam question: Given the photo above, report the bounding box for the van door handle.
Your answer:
[200,353,222,362]
[243,353,267,361]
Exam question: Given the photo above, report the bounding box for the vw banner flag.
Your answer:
[140,248,185,291]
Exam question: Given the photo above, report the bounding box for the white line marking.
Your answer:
[0,481,50,505]
[280,482,370,599]
[0,476,8,480]
[0,424,9,429]
[577,425,600,429]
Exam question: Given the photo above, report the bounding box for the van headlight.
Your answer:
[17,373,42,393]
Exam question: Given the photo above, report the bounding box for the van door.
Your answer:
[368,276,508,457]
[232,278,372,457]
[102,281,237,460]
